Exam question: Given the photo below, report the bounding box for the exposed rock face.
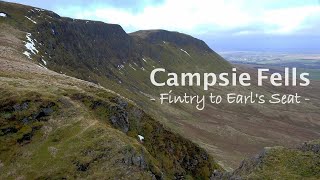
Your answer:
[123,148,148,169]
[0,98,57,145]
[298,140,320,154]
[109,105,129,133]
[13,102,29,111]
[35,19,137,64]
[232,147,273,176]
[108,98,130,132]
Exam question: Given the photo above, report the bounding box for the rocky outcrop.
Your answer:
[109,105,129,133]
[123,148,148,169]
[212,140,320,179]
[0,98,57,144]
[69,92,222,179]
[299,140,320,154]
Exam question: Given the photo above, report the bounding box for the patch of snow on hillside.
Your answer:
[142,58,147,62]
[23,51,31,59]
[180,49,191,57]
[25,33,38,55]
[34,8,44,12]
[117,64,124,70]
[38,64,48,70]
[0,13,7,17]
[133,62,138,66]
[141,67,145,71]
[41,59,47,65]
[140,91,155,101]
[138,135,144,142]
[25,16,37,24]
[129,64,136,71]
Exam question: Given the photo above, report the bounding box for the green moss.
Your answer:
[65,91,222,179]
[237,147,320,179]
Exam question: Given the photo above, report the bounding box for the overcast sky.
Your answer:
[6,0,320,52]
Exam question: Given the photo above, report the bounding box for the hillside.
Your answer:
[0,1,320,179]
[212,140,320,179]
[0,2,223,179]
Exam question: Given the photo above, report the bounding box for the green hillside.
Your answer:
[0,1,320,179]
[0,2,223,179]
[213,140,320,179]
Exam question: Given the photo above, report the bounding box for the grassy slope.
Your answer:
[227,140,320,179]
[1,0,320,172]
[0,11,222,180]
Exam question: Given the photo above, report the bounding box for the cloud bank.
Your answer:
[53,0,320,37]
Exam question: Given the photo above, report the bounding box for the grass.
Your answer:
[1,1,320,178]
[0,69,160,179]
[238,146,320,180]
[0,17,223,178]
[0,76,221,178]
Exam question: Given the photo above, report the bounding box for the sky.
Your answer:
[6,0,320,52]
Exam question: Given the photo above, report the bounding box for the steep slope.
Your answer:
[212,139,320,179]
[131,30,213,52]
[0,4,223,179]
[1,1,320,171]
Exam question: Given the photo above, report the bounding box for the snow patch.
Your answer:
[142,58,147,62]
[117,64,124,70]
[129,64,136,71]
[34,8,44,12]
[138,135,144,142]
[180,49,191,57]
[23,51,31,59]
[0,13,7,17]
[25,16,37,24]
[141,67,146,71]
[25,33,38,55]
[41,59,47,65]
[38,64,48,70]
[140,91,155,101]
